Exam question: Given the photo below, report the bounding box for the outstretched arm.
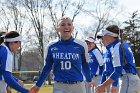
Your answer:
[3,71,29,93]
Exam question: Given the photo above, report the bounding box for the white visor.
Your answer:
[85,37,95,43]
[97,29,119,37]
[4,35,24,42]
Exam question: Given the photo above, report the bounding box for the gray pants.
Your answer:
[53,81,86,93]
[86,75,102,93]
[0,80,7,93]
[119,73,140,93]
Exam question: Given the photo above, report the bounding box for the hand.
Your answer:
[95,84,106,93]
[29,85,40,93]
[18,80,24,86]
[6,86,12,93]
[88,82,96,87]
[110,86,118,93]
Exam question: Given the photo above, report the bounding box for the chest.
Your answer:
[51,44,83,61]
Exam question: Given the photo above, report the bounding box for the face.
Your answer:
[57,18,74,40]
[86,42,96,51]
[101,35,107,46]
[10,41,21,53]
[101,35,113,46]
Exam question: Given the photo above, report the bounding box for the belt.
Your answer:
[95,75,99,77]
[56,80,83,84]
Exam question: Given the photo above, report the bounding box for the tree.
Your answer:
[44,0,85,38]
[123,10,140,66]
[0,0,28,70]
[81,0,122,38]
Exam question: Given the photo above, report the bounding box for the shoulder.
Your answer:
[0,44,8,53]
[0,44,10,57]
[73,38,87,47]
[113,42,121,50]
[93,48,101,54]
[123,42,130,48]
[47,38,59,48]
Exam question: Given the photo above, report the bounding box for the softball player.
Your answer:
[101,42,119,93]
[30,17,94,93]
[85,37,103,93]
[95,25,140,93]
[0,31,29,93]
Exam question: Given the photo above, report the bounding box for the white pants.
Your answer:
[0,80,7,93]
[119,73,140,93]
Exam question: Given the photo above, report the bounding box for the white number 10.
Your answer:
[60,61,71,70]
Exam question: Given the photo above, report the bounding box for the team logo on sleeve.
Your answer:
[74,46,79,49]
[51,47,58,51]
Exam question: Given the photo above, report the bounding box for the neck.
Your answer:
[105,37,116,46]
[61,36,71,40]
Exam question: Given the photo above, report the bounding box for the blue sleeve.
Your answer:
[82,61,91,82]
[101,72,106,84]
[88,63,95,78]
[36,48,53,87]
[112,78,118,86]
[13,76,18,82]
[36,63,53,87]
[3,71,28,93]
[109,66,122,81]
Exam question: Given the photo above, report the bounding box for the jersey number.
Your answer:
[60,61,71,70]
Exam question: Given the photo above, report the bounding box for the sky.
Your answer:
[119,0,140,14]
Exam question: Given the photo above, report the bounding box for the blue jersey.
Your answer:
[105,39,137,83]
[101,43,118,86]
[0,44,28,93]
[88,48,103,78]
[36,37,91,87]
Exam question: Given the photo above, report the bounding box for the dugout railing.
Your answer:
[12,67,140,82]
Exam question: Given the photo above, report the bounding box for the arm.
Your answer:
[100,72,107,84]
[82,42,91,82]
[112,78,118,87]
[3,71,28,93]
[29,46,54,93]
[35,62,53,87]
[95,65,122,93]
[110,78,118,93]
[82,59,91,82]
[101,66,121,87]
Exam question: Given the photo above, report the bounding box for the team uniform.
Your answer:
[36,37,91,93]
[101,43,119,93]
[87,48,103,93]
[107,39,140,93]
[0,44,29,93]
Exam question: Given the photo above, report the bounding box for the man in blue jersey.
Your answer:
[0,31,29,93]
[29,17,95,93]
[95,25,140,93]
[85,37,103,93]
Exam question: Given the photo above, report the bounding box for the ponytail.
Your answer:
[0,37,4,45]
[0,32,6,45]
[119,29,127,65]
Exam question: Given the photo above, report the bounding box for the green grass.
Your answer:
[11,84,53,93]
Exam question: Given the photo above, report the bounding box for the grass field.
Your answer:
[11,84,53,93]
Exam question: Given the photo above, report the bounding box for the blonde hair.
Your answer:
[57,17,72,26]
